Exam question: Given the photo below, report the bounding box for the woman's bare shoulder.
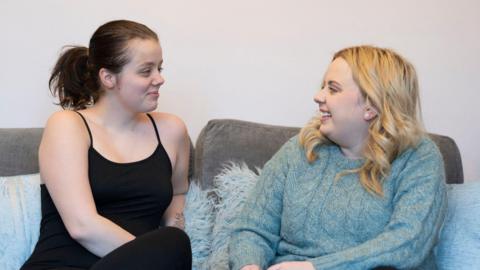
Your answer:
[148,112,188,141]
[42,110,90,147]
[45,110,82,127]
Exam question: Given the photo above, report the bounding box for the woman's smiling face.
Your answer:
[113,38,165,113]
[314,57,371,155]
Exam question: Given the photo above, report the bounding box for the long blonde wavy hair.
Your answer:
[299,45,425,196]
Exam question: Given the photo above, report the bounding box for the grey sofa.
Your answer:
[1,119,464,185]
[0,119,465,269]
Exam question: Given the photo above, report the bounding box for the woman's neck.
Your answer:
[85,99,142,132]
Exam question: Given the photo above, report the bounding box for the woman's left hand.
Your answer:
[267,261,315,270]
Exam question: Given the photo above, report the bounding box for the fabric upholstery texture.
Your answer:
[184,180,216,270]
[435,181,480,270]
[0,128,43,176]
[204,162,260,270]
[193,119,300,189]
[0,174,41,270]
[428,135,464,184]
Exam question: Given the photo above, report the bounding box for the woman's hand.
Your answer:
[241,265,261,270]
[267,261,315,270]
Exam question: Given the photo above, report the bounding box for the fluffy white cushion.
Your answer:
[184,180,216,270]
[436,181,480,270]
[0,174,41,270]
[205,162,260,270]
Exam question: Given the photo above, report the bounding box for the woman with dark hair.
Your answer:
[229,46,446,270]
[21,20,192,270]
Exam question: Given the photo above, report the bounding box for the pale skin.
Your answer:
[315,57,377,159]
[239,58,376,270]
[39,38,189,257]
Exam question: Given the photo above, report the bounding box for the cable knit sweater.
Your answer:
[229,136,446,270]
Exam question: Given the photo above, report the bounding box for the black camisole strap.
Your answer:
[74,111,93,146]
[146,113,161,144]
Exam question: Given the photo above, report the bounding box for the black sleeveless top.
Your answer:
[21,113,173,270]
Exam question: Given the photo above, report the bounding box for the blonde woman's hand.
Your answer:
[267,261,315,270]
[241,265,261,270]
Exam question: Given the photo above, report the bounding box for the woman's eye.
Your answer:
[328,86,339,93]
[158,67,163,73]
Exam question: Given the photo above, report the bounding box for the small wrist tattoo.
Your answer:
[174,213,185,229]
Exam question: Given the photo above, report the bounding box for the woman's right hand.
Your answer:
[241,265,261,270]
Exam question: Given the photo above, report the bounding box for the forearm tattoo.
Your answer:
[174,213,185,229]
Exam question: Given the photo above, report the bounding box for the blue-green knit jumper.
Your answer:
[229,136,446,270]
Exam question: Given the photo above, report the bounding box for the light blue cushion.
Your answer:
[184,180,216,270]
[436,181,480,270]
[205,162,260,270]
[0,174,41,270]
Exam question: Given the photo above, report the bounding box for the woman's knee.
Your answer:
[91,227,192,270]
[161,226,191,253]
[157,227,191,269]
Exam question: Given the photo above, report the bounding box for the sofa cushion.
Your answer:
[429,134,464,184]
[0,174,41,270]
[193,119,463,188]
[205,162,260,270]
[184,180,216,270]
[435,181,480,270]
[193,119,297,189]
[0,128,43,176]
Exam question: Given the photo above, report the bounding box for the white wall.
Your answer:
[1,0,479,181]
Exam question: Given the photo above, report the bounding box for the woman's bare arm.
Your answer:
[40,111,135,257]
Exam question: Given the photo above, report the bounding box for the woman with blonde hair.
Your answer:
[229,45,446,270]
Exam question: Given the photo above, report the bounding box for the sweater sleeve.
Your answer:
[229,138,296,270]
[308,140,447,270]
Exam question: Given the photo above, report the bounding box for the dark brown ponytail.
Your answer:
[49,20,159,110]
[49,46,99,110]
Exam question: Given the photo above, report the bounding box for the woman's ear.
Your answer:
[364,106,378,121]
[98,68,117,89]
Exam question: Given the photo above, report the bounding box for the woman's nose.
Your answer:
[153,72,165,86]
[314,89,325,104]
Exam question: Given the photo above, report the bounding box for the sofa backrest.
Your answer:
[0,128,43,176]
[1,120,464,187]
[193,119,464,189]
[0,128,195,179]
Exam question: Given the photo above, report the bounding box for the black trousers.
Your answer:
[90,226,192,270]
